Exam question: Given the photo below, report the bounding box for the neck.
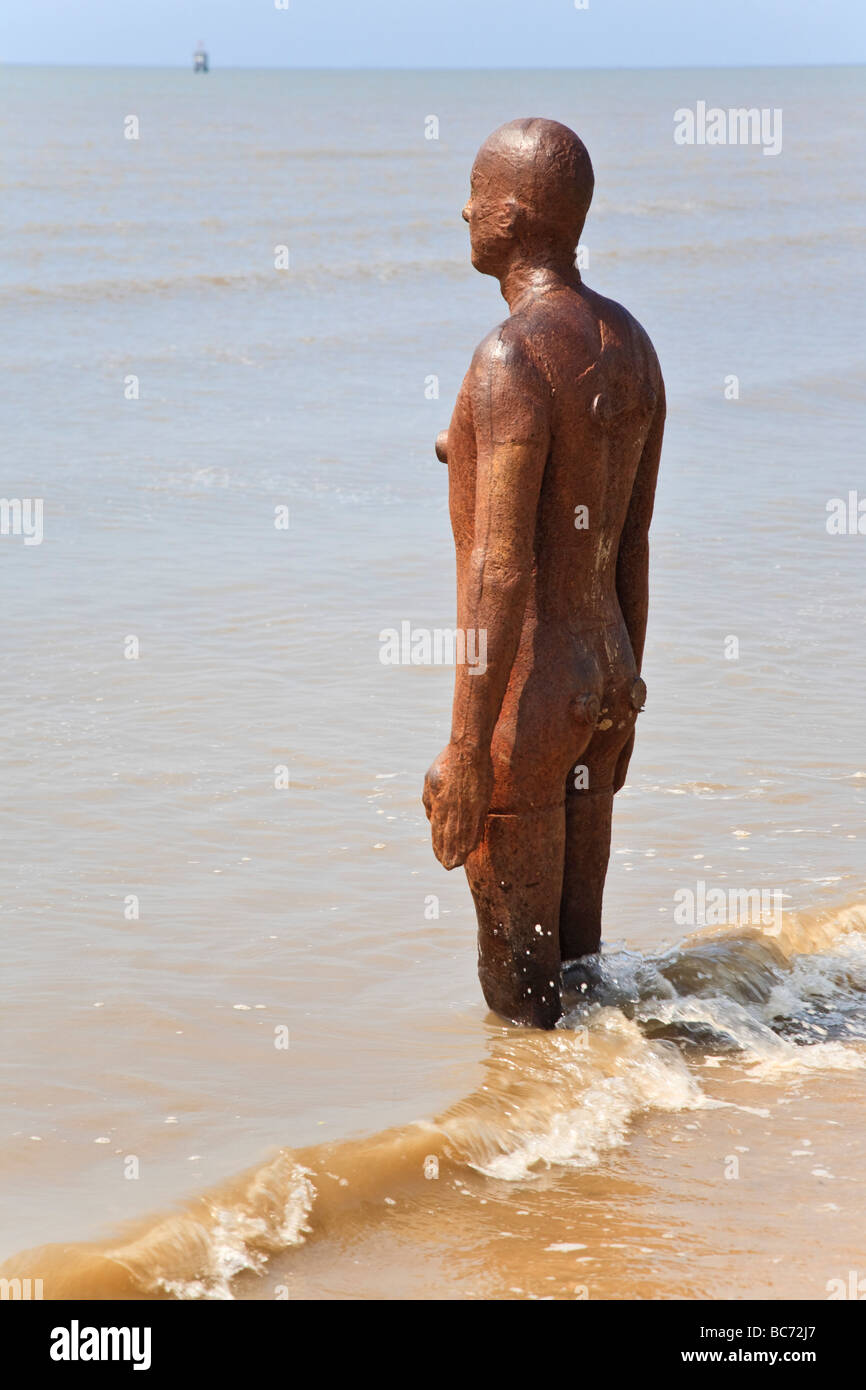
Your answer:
[499,257,581,312]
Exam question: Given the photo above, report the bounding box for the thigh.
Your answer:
[489,696,595,813]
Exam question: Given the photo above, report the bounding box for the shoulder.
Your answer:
[468,317,552,395]
[465,317,552,440]
[583,285,664,391]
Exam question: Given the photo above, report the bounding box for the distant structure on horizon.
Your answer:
[193,41,209,73]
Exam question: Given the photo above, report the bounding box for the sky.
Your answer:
[1,0,864,68]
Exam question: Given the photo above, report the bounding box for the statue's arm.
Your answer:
[449,335,550,755]
[615,379,666,672]
[612,378,665,794]
[421,331,549,869]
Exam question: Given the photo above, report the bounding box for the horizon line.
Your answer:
[1,59,864,72]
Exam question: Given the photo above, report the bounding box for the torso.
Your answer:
[448,280,661,700]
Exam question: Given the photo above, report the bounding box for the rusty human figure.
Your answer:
[422,118,665,1029]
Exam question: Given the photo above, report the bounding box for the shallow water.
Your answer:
[1,65,864,1298]
[4,909,866,1299]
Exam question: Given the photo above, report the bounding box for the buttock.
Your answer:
[487,671,646,813]
[569,675,646,794]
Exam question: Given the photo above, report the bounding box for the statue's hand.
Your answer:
[422,743,493,870]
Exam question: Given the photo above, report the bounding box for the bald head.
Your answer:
[466,118,594,271]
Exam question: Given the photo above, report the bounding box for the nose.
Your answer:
[462,202,470,224]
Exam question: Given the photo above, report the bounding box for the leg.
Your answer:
[559,784,613,960]
[465,804,565,1028]
[559,681,640,961]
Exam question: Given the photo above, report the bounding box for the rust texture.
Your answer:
[423,119,665,1027]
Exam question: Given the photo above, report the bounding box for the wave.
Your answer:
[4,220,860,306]
[0,258,470,306]
[2,899,865,1299]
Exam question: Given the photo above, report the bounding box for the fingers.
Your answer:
[431,804,484,870]
[423,749,490,866]
[435,833,465,871]
[430,807,456,868]
[429,801,457,869]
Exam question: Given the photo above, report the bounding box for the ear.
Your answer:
[500,196,521,233]
[500,196,536,242]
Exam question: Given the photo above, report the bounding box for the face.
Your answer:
[462,148,518,276]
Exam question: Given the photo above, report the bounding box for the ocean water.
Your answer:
[1,64,865,1300]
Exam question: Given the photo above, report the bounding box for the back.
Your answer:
[514,283,663,622]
